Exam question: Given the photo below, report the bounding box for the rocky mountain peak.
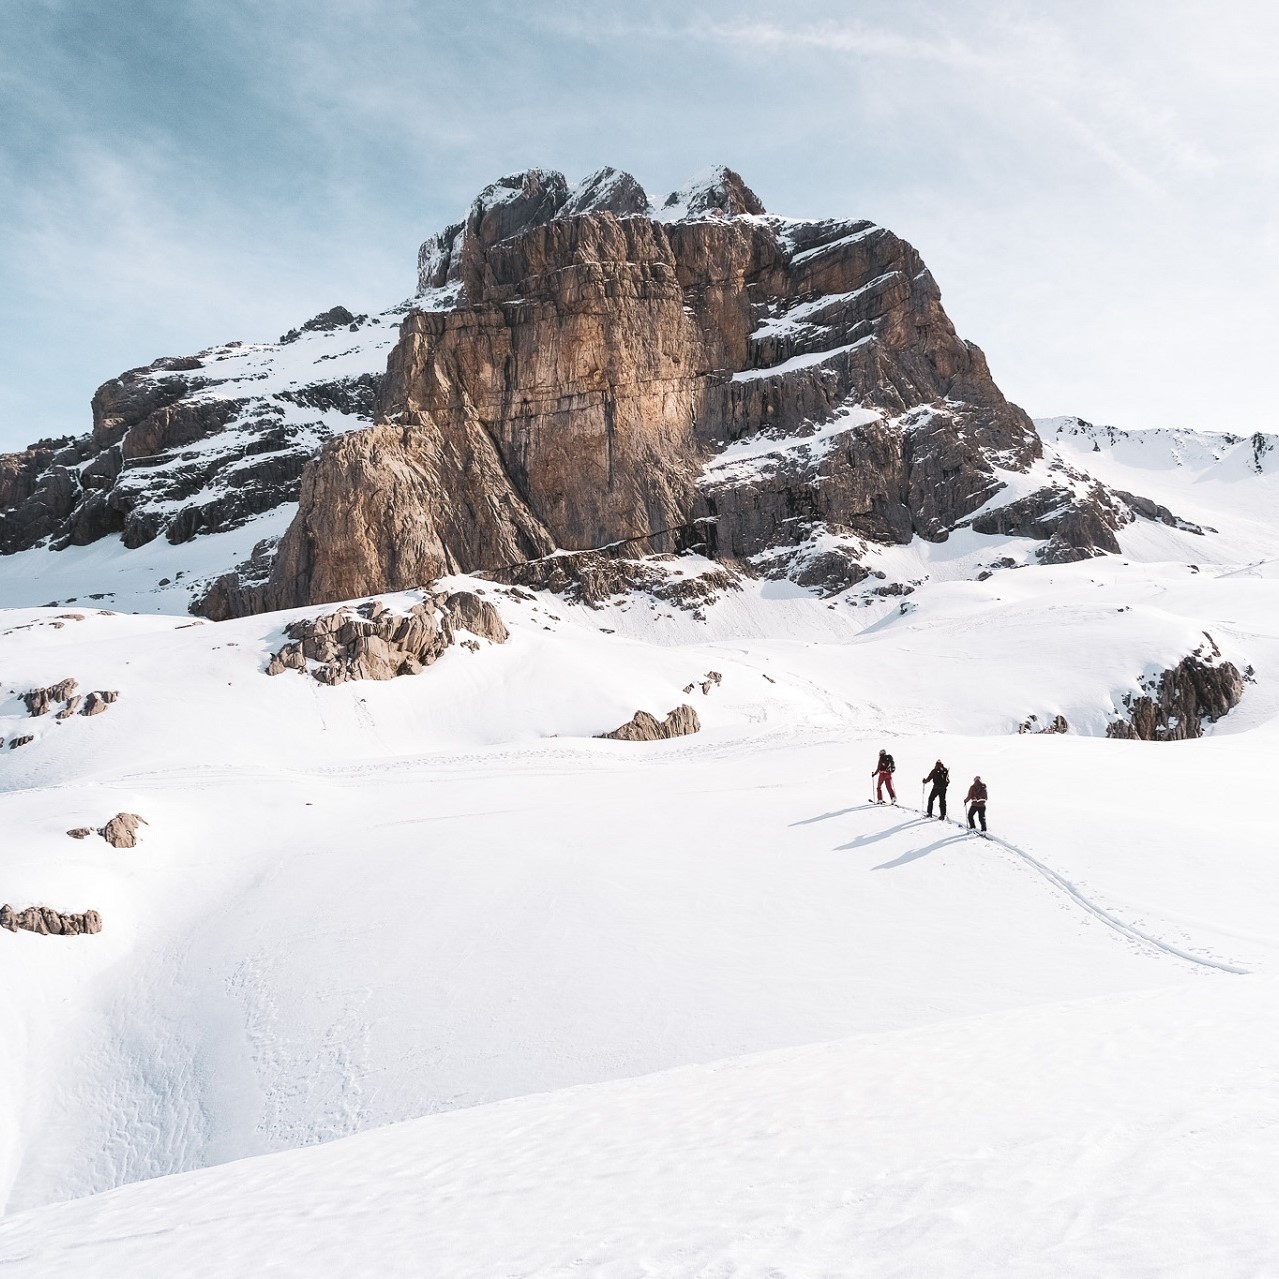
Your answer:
[1,160,1198,620]
[661,165,766,220]
[561,166,650,218]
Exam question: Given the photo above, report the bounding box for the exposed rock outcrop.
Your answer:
[1,904,102,935]
[81,690,119,716]
[279,305,359,344]
[265,591,507,684]
[600,704,701,741]
[488,548,739,610]
[0,323,389,556]
[99,813,147,848]
[23,678,78,716]
[8,735,34,750]
[66,827,92,839]
[1107,639,1244,741]
[1018,714,1069,735]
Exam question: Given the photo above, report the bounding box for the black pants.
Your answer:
[927,785,948,819]
[967,802,987,831]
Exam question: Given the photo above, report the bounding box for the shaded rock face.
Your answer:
[1,904,102,936]
[265,591,507,684]
[100,813,147,848]
[600,704,701,741]
[1108,639,1244,741]
[969,482,1131,564]
[488,548,740,610]
[0,328,387,555]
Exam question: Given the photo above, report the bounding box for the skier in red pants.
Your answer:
[872,749,897,804]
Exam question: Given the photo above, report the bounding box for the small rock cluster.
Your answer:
[1018,714,1069,735]
[1,904,101,936]
[683,671,723,696]
[1108,636,1244,741]
[266,591,508,684]
[6,680,119,748]
[18,678,118,719]
[600,704,701,742]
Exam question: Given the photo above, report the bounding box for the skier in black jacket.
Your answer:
[922,760,949,819]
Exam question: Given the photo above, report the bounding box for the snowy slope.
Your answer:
[3,418,1279,1274]
[4,979,1278,1278]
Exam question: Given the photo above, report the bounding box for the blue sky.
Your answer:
[2,0,1276,451]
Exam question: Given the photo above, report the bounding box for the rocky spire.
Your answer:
[661,165,765,219]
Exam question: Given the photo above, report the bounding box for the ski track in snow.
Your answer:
[879,800,1250,976]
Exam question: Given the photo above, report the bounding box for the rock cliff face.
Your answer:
[0,311,399,556]
[2,163,1181,613]
[1108,638,1244,741]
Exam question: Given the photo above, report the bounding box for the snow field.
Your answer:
[2,977,1277,1277]
[3,420,1279,1272]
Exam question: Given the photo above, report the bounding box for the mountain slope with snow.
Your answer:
[2,170,1278,1272]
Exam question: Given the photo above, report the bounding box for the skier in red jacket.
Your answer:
[872,749,897,804]
[964,776,988,831]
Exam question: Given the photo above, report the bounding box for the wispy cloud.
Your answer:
[1,0,1276,447]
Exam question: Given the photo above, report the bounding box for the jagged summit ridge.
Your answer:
[415,164,762,293]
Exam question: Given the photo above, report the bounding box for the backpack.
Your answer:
[881,753,895,773]
[933,765,949,786]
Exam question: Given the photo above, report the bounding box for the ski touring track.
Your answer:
[871,799,1251,976]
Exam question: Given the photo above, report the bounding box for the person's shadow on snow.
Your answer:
[870,833,967,869]
[832,817,931,850]
[789,805,865,826]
